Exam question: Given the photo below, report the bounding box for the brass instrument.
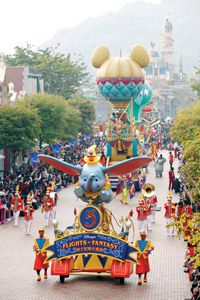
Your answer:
[142,183,155,198]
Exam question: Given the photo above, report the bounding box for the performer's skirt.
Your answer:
[136,256,150,274]
[34,253,49,270]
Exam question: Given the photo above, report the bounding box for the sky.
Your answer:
[0,0,161,53]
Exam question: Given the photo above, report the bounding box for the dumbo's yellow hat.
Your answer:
[84,145,100,165]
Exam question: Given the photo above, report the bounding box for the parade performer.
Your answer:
[134,231,154,285]
[136,196,147,233]
[164,192,176,236]
[176,201,184,221]
[145,197,152,231]
[142,183,157,224]
[169,151,174,169]
[24,194,34,235]
[168,167,175,191]
[10,187,23,226]
[33,228,50,281]
[154,154,166,177]
[41,188,54,227]
[49,183,58,220]
[127,173,135,200]
[151,194,158,223]
[120,176,128,204]
[114,177,123,199]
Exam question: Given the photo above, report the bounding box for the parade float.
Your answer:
[38,145,151,284]
[91,44,152,190]
[91,44,152,159]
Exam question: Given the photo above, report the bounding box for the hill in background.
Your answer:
[44,0,200,75]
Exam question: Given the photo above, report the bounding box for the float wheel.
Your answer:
[119,277,125,285]
[60,275,65,283]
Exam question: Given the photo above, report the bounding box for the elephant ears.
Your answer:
[38,155,82,176]
[103,157,151,176]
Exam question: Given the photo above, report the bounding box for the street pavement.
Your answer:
[0,150,191,300]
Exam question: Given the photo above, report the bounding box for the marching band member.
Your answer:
[136,196,147,233]
[164,192,176,236]
[10,187,23,226]
[142,183,156,225]
[134,231,154,285]
[24,194,34,235]
[151,194,158,223]
[33,228,50,281]
[42,188,54,227]
[49,183,58,220]
[145,197,152,231]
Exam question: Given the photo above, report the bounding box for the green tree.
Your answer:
[68,96,96,134]
[17,94,82,147]
[5,45,89,99]
[170,101,200,202]
[0,105,40,172]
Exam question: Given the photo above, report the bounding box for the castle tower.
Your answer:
[160,18,174,79]
[179,53,183,80]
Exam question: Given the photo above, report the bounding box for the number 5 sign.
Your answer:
[79,205,102,231]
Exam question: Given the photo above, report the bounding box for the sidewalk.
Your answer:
[0,150,191,300]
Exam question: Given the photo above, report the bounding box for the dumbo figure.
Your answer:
[38,145,151,206]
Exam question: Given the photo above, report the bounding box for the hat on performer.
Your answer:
[15,185,20,196]
[140,231,147,236]
[46,187,51,195]
[167,191,172,201]
[26,194,32,204]
[38,227,45,232]
[138,195,144,204]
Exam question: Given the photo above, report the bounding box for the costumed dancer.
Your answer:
[114,177,123,199]
[33,228,50,281]
[134,231,154,285]
[42,188,54,227]
[127,173,135,200]
[10,186,23,226]
[120,176,128,205]
[164,192,176,236]
[24,194,34,235]
[136,196,147,233]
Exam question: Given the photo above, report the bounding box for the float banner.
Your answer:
[45,233,138,263]
[29,152,38,168]
[52,144,62,155]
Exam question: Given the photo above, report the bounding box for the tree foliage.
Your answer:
[0,105,40,169]
[16,94,82,146]
[170,101,200,202]
[68,96,96,134]
[5,44,89,99]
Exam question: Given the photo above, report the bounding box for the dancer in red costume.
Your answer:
[33,228,50,281]
[134,231,154,285]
